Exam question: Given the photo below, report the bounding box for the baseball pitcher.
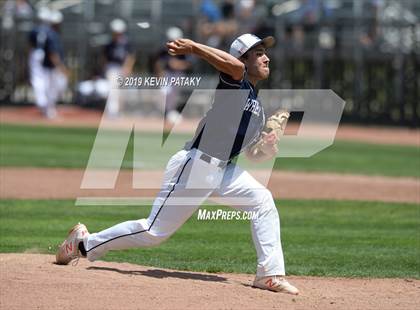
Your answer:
[56,33,298,295]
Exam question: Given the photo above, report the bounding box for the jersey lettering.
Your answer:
[244,98,261,116]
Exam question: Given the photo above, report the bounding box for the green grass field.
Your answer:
[0,199,418,278]
[1,123,419,177]
[1,122,419,279]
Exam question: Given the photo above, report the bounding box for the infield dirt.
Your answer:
[1,254,419,310]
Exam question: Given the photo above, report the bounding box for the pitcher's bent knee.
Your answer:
[255,188,275,207]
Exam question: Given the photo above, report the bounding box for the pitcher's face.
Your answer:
[242,46,270,81]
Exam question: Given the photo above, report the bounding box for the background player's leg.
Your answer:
[85,150,216,261]
[29,54,49,115]
[52,69,68,100]
[32,73,48,115]
[213,163,285,277]
[104,66,121,117]
[46,69,68,118]
[44,69,58,118]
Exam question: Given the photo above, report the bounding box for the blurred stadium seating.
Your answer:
[0,0,419,126]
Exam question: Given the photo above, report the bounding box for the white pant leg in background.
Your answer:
[85,149,219,261]
[213,163,286,277]
[42,69,60,118]
[29,50,48,111]
[47,69,68,118]
[51,69,68,101]
[104,65,122,117]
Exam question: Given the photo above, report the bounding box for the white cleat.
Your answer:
[253,276,299,295]
[56,223,89,265]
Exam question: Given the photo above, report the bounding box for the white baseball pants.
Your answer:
[104,65,123,117]
[29,49,48,110]
[29,50,67,118]
[84,149,286,277]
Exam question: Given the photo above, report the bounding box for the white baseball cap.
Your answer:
[37,7,51,22]
[229,34,275,58]
[110,19,127,33]
[48,10,63,24]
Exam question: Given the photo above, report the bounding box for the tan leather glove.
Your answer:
[247,110,290,162]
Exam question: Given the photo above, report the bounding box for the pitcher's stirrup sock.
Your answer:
[78,242,87,257]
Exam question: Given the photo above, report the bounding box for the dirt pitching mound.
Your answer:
[1,254,418,310]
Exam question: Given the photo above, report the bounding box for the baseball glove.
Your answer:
[247,110,290,161]
[263,109,290,136]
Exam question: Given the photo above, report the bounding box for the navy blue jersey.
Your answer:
[104,36,132,65]
[28,24,50,49]
[185,72,265,161]
[42,28,64,68]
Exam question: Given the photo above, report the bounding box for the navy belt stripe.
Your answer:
[86,157,192,253]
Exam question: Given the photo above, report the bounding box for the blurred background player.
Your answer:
[28,8,67,119]
[28,7,50,117]
[154,26,192,126]
[42,10,68,119]
[103,18,135,118]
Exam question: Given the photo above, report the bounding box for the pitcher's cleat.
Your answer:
[56,223,89,265]
[253,276,299,295]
